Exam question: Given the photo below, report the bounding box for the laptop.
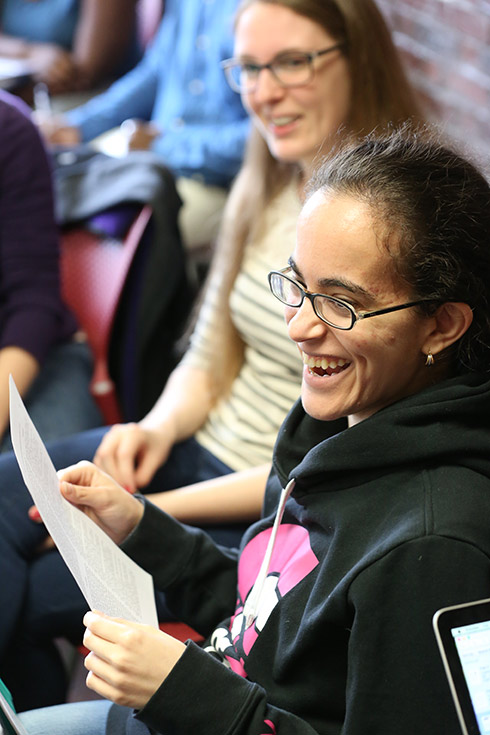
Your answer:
[433,597,490,735]
[0,684,29,735]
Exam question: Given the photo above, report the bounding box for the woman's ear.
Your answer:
[422,302,473,358]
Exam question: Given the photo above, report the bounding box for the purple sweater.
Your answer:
[0,90,75,363]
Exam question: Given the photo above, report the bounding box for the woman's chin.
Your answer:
[301,392,345,423]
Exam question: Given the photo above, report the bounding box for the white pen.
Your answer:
[33,82,52,117]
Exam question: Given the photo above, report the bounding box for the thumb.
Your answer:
[60,480,95,507]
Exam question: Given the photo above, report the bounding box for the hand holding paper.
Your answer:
[59,461,144,545]
[8,376,189,710]
[8,375,158,628]
[82,611,185,708]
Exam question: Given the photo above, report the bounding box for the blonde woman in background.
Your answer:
[92,0,423,527]
[0,0,423,712]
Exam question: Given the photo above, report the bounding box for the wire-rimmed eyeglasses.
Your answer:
[221,42,345,94]
[268,268,436,331]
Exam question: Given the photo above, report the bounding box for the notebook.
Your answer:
[0,682,28,735]
[433,597,490,735]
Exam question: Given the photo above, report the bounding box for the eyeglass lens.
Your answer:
[231,52,313,91]
[269,272,354,329]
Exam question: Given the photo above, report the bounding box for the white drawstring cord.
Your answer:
[243,478,296,628]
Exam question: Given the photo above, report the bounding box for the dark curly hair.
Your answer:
[307,126,490,374]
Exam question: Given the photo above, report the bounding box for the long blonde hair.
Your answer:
[194,0,424,399]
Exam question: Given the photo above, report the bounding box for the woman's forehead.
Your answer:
[298,189,374,241]
[295,191,404,294]
[234,3,332,56]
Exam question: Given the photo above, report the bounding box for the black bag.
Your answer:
[53,147,194,420]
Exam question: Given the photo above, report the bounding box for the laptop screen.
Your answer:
[433,598,490,735]
[452,619,490,734]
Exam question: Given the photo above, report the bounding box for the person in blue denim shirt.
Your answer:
[38,0,250,250]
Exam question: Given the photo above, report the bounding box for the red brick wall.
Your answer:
[376,0,490,173]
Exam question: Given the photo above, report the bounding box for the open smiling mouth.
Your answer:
[302,353,351,377]
[271,115,298,126]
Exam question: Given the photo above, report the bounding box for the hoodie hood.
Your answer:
[246,372,490,633]
[272,372,490,492]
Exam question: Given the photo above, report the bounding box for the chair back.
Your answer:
[60,205,153,424]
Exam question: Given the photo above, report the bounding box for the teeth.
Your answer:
[271,116,296,126]
[302,353,347,370]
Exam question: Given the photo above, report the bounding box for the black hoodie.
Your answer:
[122,372,490,735]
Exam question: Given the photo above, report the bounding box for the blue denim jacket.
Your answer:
[67,0,249,187]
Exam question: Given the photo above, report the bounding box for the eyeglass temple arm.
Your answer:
[357,300,432,321]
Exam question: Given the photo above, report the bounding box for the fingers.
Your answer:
[122,119,162,151]
[84,611,126,647]
[58,463,103,507]
[132,451,163,490]
[28,504,42,522]
[94,424,146,492]
[37,535,56,552]
[82,612,185,709]
[94,423,171,492]
[33,110,81,145]
[58,470,124,515]
[83,613,147,703]
[56,461,142,539]
[26,505,56,550]
[60,478,94,505]
[83,615,128,703]
[119,118,140,137]
[58,459,108,490]
[58,477,111,518]
[45,124,81,146]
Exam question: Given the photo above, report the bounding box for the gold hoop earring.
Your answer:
[425,351,435,367]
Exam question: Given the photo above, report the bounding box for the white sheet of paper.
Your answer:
[91,127,129,158]
[9,376,158,628]
[0,56,35,89]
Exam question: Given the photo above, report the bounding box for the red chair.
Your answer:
[158,621,203,644]
[60,205,153,425]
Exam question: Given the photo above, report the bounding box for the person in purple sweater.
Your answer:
[0,88,102,449]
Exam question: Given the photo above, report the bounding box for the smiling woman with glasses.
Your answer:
[18,128,490,735]
[0,0,427,720]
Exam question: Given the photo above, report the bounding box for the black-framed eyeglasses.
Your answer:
[221,42,345,94]
[268,268,437,331]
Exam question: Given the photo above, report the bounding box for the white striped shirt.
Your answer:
[183,182,303,471]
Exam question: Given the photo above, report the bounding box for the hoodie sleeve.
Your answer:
[343,535,490,734]
[122,502,327,734]
[130,535,490,735]
[136,641,324,735]
[121,502,330,735]
[120,499,240,635]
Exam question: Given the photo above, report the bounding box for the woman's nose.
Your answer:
[286,297,327,342]
[251,68,285,103]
